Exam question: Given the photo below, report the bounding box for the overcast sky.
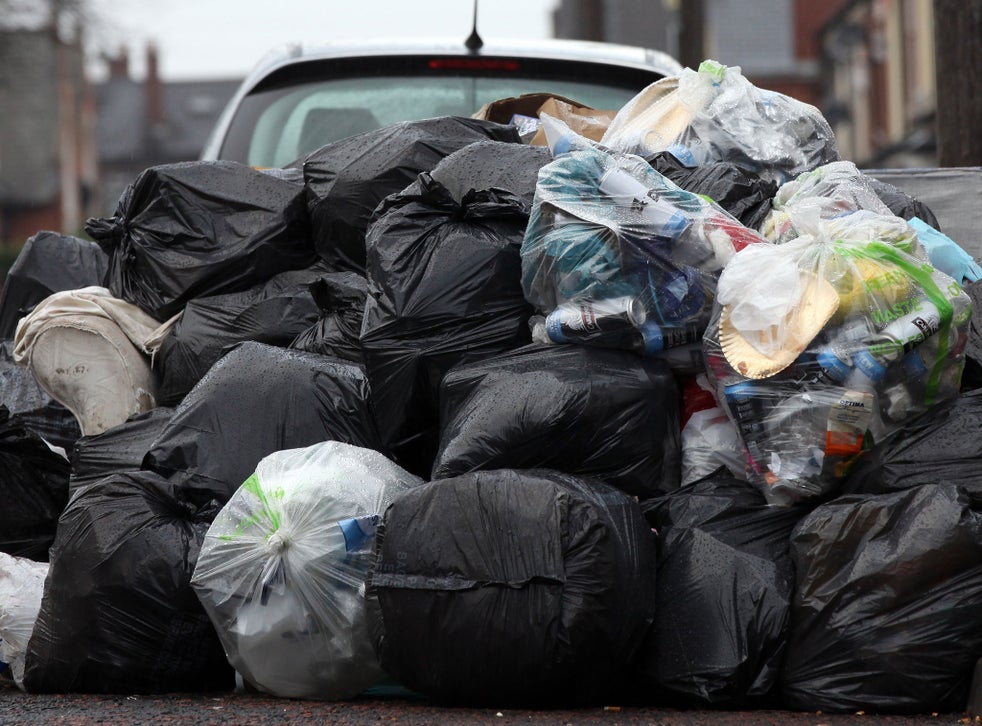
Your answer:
[91,0,559,81]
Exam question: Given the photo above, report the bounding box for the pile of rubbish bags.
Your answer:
[2,60,982,715]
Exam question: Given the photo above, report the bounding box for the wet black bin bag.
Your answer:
[86,161,315,321]
[368,469,657,707]
[359,172,535,477]
[302,116,520,273]
[23,471,235,694]
[433,343,681,500]
[638,471,805,707]
[780,483,982,713]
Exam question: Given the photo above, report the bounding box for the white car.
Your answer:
[200,36,682,168]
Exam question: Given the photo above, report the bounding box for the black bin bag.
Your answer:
[780,484,982,714]
[842,388,982,497]
[866,176,940,228]
[70,406,174,490]
[85,161,315,321]
[302,116,520,273]
[638,470,805,707]
[0,231,108,339]
[646,151,777,230]
[22,471,235,694]
[152,264,328,406]
[429,139,552,208]
[433,343,681,499]
[367,469,658,707]
[360,172,535,477]
[144,341,384,503]
[0,340,80,451]
[0,405,70,561]
[289,271,367,363]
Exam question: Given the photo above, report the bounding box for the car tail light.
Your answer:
[427,58,521,71]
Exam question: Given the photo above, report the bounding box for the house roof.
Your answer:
[96,77,240,165]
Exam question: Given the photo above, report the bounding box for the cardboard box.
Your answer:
[472,93,618,146]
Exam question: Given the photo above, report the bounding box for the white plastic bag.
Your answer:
[0,553,48,688]
[191,441,422,700]
[681,406,748,486]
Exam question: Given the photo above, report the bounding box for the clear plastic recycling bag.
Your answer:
[703,209,972,505]
[191,441,422,700]
[761,161,982,287]
[600,60,839,186]
[760,161,898,244]
[521,126,763,361]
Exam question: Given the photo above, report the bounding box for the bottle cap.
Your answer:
[817,348,852,382]
[544,311,568,344]
[640,321,664,355]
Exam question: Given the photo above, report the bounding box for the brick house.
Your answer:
[819,0,938,167]
[0,26,98,247]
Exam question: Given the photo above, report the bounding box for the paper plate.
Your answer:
[720,271,840,379]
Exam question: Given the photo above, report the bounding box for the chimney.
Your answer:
[106,46,130,79]
[145,42,164,126]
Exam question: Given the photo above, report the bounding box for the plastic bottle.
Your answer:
[852,297,945,382]
[596,166,689,243]
[798,318,876,386]
[639,319,705,355]
[722,380,778,480]
[544,295,708,357]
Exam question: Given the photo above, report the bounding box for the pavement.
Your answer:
[0,683,973,726]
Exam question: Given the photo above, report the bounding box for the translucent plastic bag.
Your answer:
[601,61,838,186]
[757,161,981,289]
[760,161,893,243]
[0,553,48,688]
[521,134,763,362]
[191,441,421,700]
[703,210,972,505]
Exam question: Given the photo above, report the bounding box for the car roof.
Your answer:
[244,37,683,88]
[200,36,683,161]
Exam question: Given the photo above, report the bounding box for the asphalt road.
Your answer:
[0,684,972,726]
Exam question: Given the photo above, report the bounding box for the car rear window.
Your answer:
[220,69,656,168]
